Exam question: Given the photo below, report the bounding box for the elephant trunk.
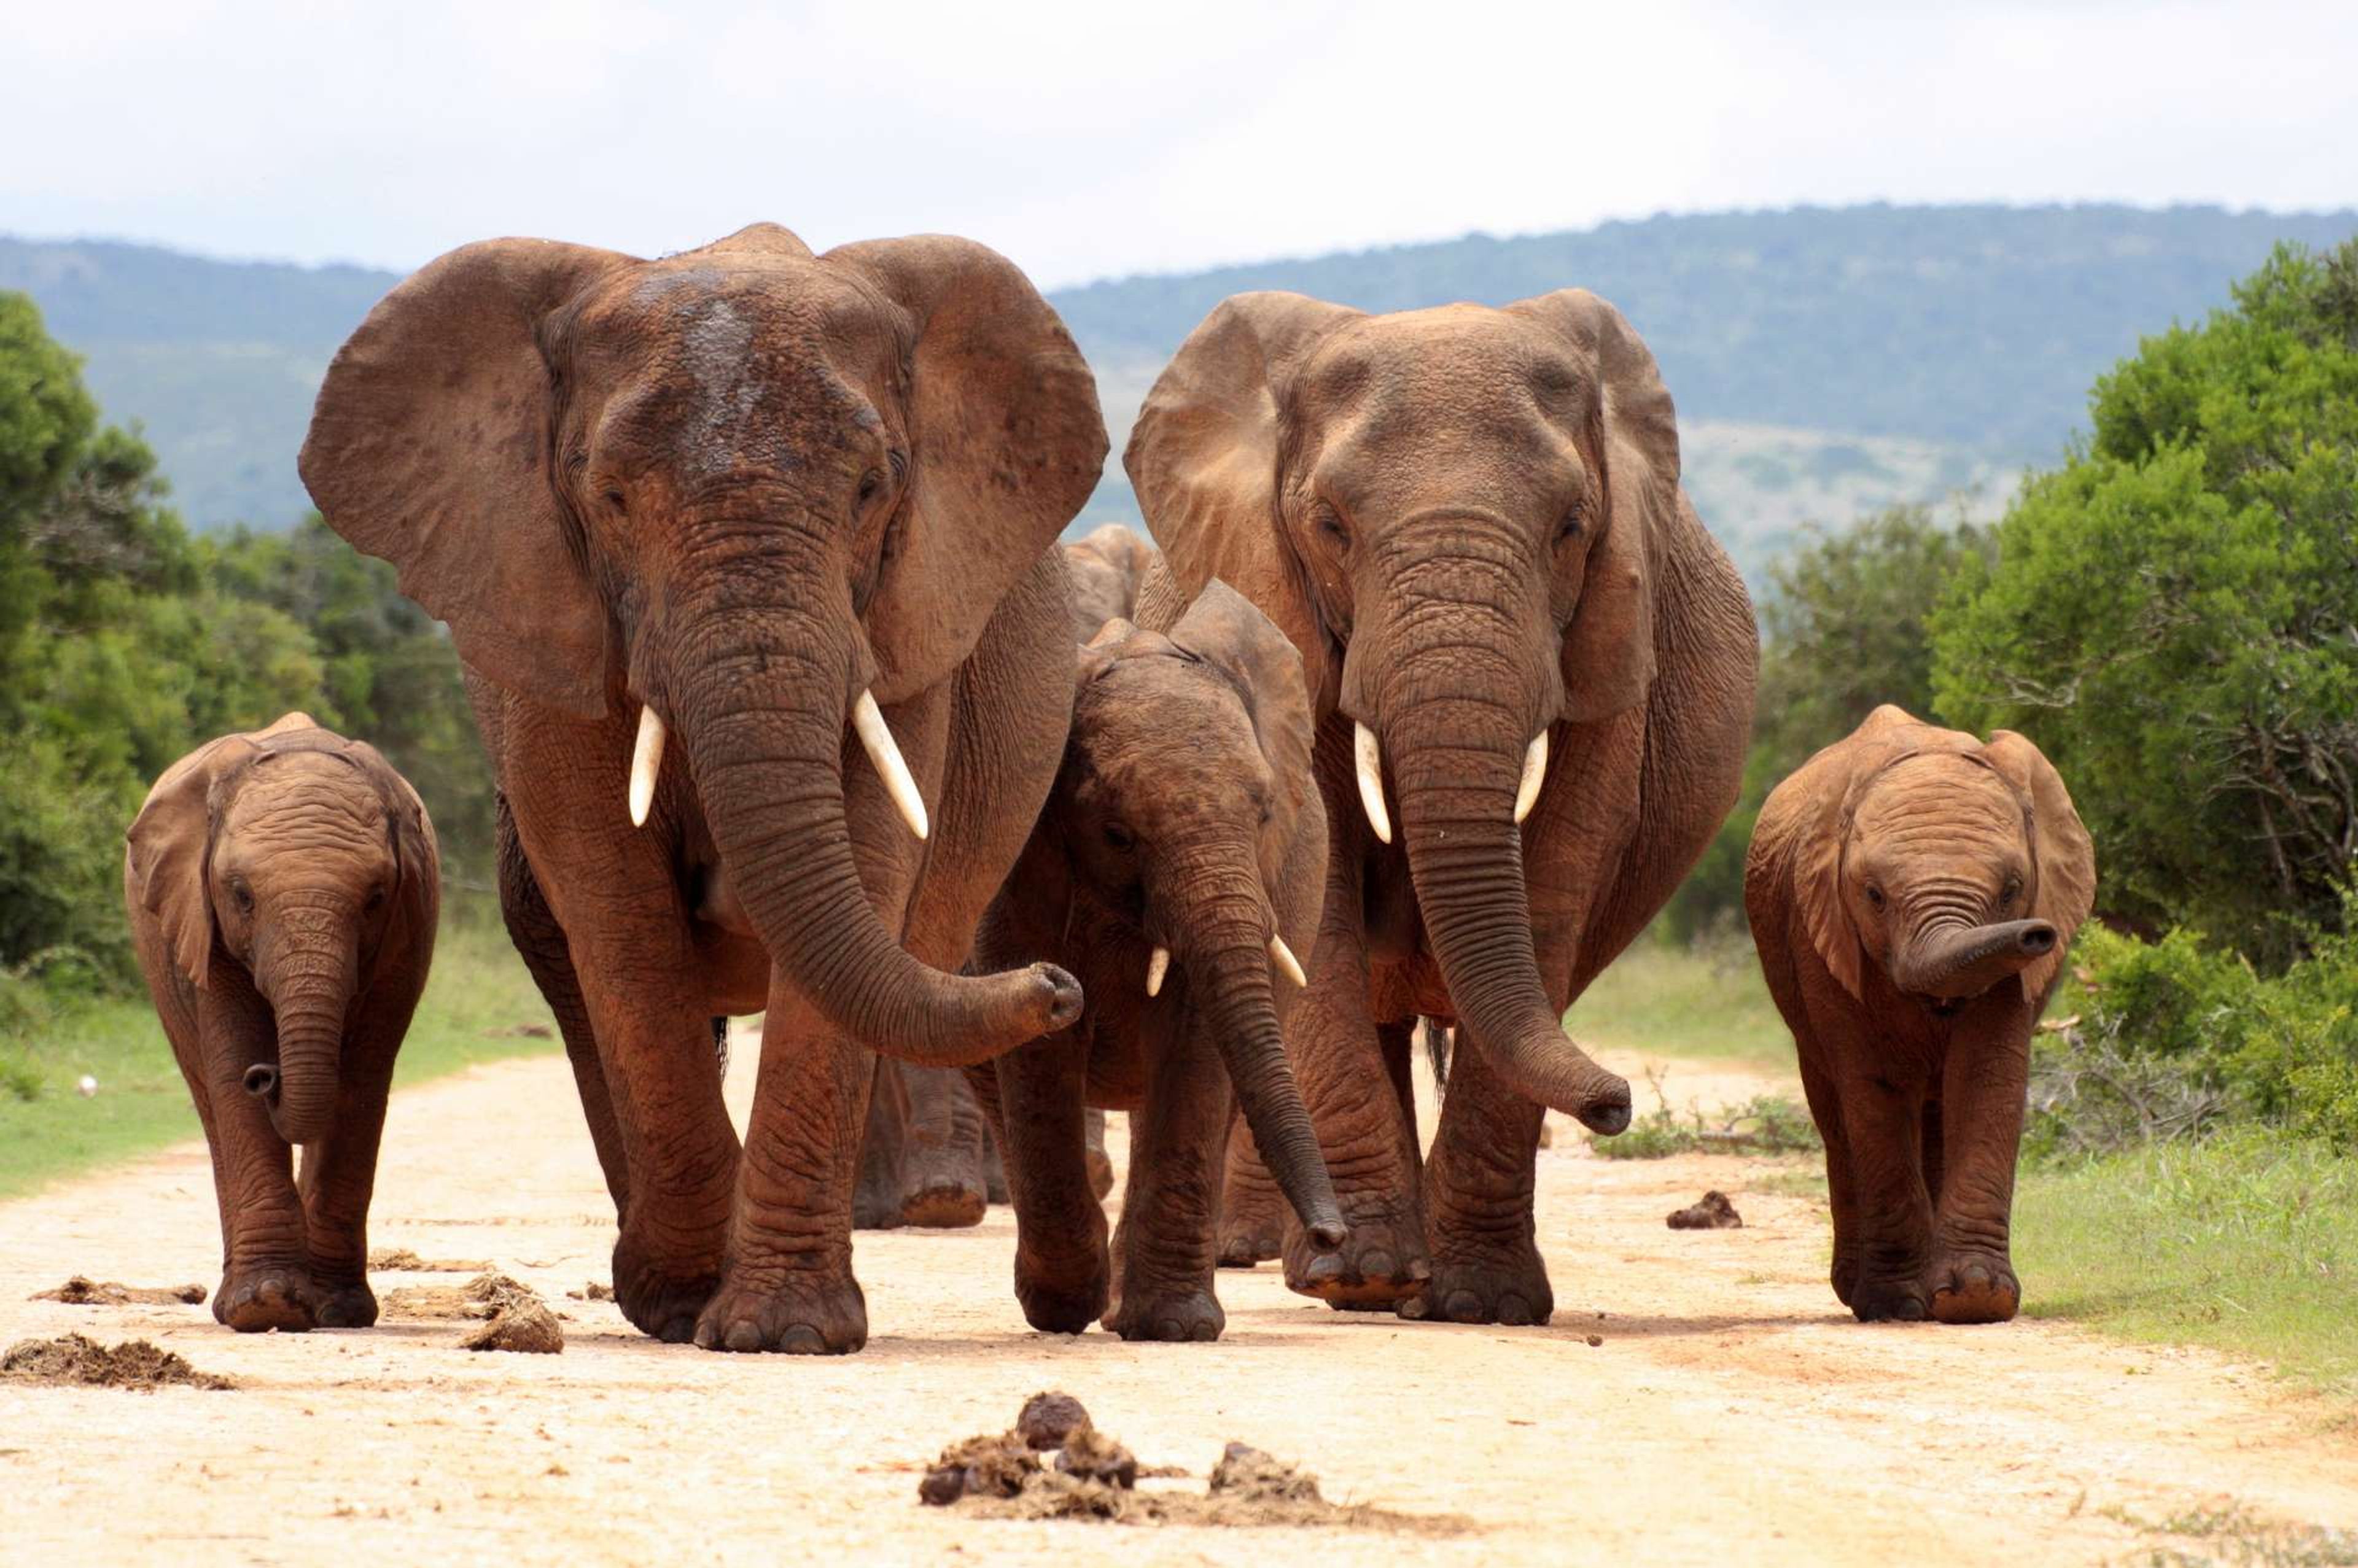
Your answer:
[259,931,357,1145]
[1384,700,1631,1134]
[1893,918,2057,1000]
[671,592,1063,1068]
[1167,844,1347,1248]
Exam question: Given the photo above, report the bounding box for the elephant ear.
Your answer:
[1126,292,1362,712]
[1982,729,2097,1001]
[125,733,263,989]
[825,236,1108,704]
[340,738,442,930]
[1505,289,1682,724]
[1790,769,1865,1006]
[1167,577,1316,825]
[300,238,633,719]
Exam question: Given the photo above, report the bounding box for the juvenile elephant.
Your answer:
[1128,289,1758,1324]
[973,572,1347,1341]
[123,713,438,1332]
[303,224,1105,1353]
[1746,706,2094,1324]
[852,527,1149,1228]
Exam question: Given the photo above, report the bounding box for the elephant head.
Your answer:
[1061,580,1345,1247]
[1125,290,1678,1131]
[1795,707,2096,1012]
[1061,522,1156,640]
[300,225,1107,1065]
[125,713,437,1144]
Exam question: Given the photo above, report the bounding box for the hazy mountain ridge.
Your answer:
[5,204,2352,581]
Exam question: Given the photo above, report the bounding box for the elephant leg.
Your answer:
[893,1063,992,1228]
[694,992,871,1355]
[194,980,322,1332]
[1416,1020,1552,1325]
[1286,992,1430,1310]
[1835,1057,1936,1322]
[1796,1044,1864,1307]
[997,1033,1108,1333]
[296,998,411,1329]
[1216,1109,1286,1267]
[497,795,631,1216]
[1084,1106,1114,1201]
[1926,1017,2029,1324]
[853,1059,910,1230]
[1105,1019,1232,1343]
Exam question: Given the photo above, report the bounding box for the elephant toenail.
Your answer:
[1397,1294,1430,1321]
[1894,1297,1926,1321]
[1358,1249,1397,1281]
[1445,1290,1484,1322]
[782,1325,826,1354]
[1406,1256,1432,1283]
[664,1316,699,1345]
[1498,1294,1533,1325]
[1190,1319,1218,1341]
[1303,1254,1344,1284]
[1155,1319,1184,1341]
[725,1321,763,1353]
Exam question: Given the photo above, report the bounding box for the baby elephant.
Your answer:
[973,572,1347,1341]
[125,713,439,1332]
[1746,706,2093,1324]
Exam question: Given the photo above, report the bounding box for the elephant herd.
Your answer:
[118,222,2095,1351]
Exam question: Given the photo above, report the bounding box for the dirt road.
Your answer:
[3,1039,2352,1566]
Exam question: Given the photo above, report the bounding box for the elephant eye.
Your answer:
[1315,503,1350,549]
[603,486,627,513]
[1999,877,2022,909]
[230,879,255,915]
[365,885,388,914]
[1103,821,1137,853]
[856,468,885,505]
[1864,884,1885,910]
[1557,506,1584,546]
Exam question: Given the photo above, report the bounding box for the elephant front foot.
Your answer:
[610,1233,722,1345]
[1217,1218,1283,1269]
[215,1263,321,1333]
[1105,1284,1224,1343]
[1016,1247,1110,1335]
[1285,1203,1430,1310]
[1403,1240,1554,1327]
[693,1264,869,1354]
[1927,1249,2019,1324]
[310,1278,379,1329]
[897,1171,989,1230]
[1848,1275,1930,1323]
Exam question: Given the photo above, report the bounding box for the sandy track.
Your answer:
[2,1039,2352,1566]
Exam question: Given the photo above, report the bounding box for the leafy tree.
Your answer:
[1934,240,2358,964]
[1663,504,1991,940]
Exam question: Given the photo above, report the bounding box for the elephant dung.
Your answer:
[29,1276,208,1306]
[1667,1191,1745,1230]
[1015,1390,1093,1450]
[1,1333,233,1391]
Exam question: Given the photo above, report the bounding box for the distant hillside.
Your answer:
[6,204,2352,584]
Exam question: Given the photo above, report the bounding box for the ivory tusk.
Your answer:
[628,706,666,828]
[1146,945,1170,998]
[852,690,929,841]
[1514,729,1549,825]
[1269,934,1308,988]
[1353,721,1393,845]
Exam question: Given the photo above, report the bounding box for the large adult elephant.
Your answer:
[301,224,1107,1353]
[1128,290,1757,1325]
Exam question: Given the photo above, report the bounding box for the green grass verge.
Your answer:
[1565,936,1797,1069]
[2014,1131,2358,1400]
[0,909,557,1201]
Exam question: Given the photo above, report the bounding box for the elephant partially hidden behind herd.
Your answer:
[116,223,2095,1351]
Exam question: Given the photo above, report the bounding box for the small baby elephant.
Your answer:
[124,713,439,1332]
[973,570,1347,1341]
[1746,706,2092,1324]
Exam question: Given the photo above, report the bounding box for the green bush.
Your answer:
[2031,899,2358,1156]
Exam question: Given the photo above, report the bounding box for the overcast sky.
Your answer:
[7,1,2353,287]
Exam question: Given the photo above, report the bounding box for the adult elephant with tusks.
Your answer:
[301,223,1107,1353]
[1129,289,1757,1325]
